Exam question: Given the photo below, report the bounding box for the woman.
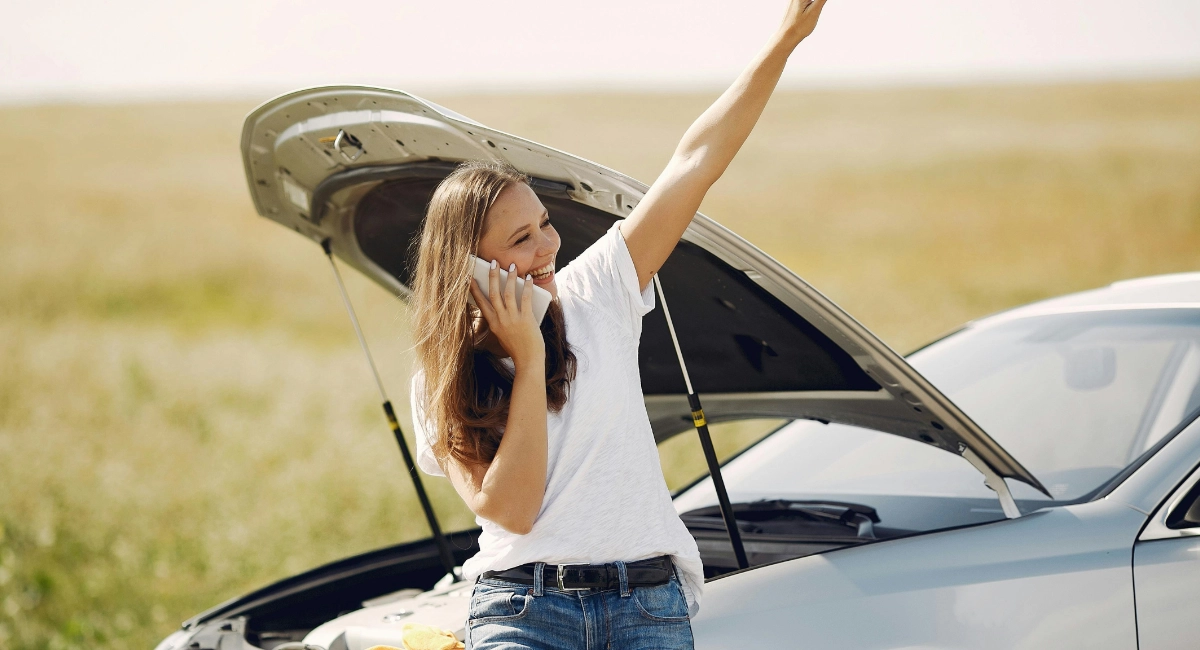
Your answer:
[410,2,828,647]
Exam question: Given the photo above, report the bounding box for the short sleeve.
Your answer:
[557,221,655,340]
[410,372,446,477]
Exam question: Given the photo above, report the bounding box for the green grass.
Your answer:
[1,78,1198,649]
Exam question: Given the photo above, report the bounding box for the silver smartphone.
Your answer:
[468,256,552,324]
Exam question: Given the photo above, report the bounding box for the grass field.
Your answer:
[1,78,1198,649]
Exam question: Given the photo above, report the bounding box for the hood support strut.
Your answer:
[654,275,750,570]
[321,239,459,581]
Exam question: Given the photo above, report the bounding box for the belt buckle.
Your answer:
[556,563,592,591]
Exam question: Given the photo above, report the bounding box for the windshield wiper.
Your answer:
[682,499,881,540]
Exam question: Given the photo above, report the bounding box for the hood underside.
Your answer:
[240,85,1047,495]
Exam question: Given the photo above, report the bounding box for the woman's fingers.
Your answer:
[474,263,545,365]
[502,263,518,311]
[806,0,828,22]
[521,274,534,318]
[487,259,502,310]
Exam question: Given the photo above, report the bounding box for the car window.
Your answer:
[1166,468,1200,530]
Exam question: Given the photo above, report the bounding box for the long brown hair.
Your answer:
[411,161,576,471]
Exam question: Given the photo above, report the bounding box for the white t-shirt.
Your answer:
[411,222,703,616]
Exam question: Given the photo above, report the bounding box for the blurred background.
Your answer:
[2,1,1199,648]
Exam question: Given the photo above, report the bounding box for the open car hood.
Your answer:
[240,85,1047,496]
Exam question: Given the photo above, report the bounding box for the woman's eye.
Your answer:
[540,219,551,228]
[515,235,530,245]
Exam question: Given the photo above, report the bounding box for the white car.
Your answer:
[155,86,1200,650]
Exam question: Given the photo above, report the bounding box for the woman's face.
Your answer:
[476,182,562,298]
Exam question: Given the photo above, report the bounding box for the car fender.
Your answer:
[691,498,1146,650]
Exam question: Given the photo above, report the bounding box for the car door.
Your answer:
[1133,462,1200,650]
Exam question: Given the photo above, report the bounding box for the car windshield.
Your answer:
[675,308,1200,520]
[915,308,1200,497]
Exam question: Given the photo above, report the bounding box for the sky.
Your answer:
[4,0,1200,103]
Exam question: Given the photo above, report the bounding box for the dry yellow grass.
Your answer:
[1,79,1198,649]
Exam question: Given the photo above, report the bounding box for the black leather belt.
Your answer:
[481,555,673,591]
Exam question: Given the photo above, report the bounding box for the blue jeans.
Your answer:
[465,561,695,650]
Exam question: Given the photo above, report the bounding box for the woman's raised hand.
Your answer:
[779,0,828,47]
[471,260,546,368]
[616,0,829,290]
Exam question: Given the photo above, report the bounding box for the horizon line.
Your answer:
[3,67,1199,109]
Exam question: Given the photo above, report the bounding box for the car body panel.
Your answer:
[977,273,1200,324]
[1132,460,1200,649]
[691,498,1145,649]
[1134,536,1200,649]
[240,85,1044,493]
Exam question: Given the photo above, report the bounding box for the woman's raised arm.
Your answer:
[619,0,828,290]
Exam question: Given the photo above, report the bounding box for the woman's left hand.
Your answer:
[779,0,829,47]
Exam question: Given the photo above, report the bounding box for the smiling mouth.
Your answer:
[529,261,555,284]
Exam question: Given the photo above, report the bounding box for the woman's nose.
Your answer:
[536,229,560,256]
